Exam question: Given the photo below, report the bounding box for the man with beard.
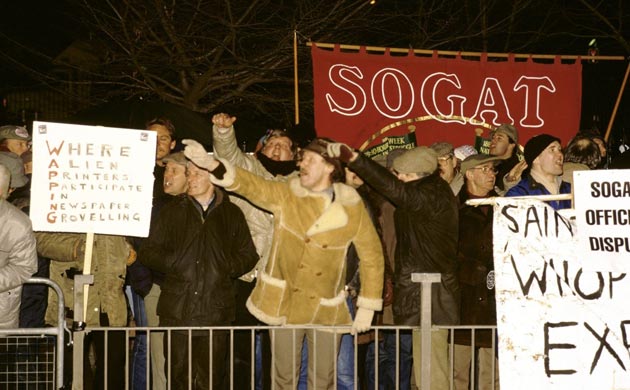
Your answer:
[506,134,571,210]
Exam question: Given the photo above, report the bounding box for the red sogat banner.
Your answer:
[311,44,582,158]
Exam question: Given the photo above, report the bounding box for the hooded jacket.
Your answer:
[211,160,384,326]
[139,189,258,326]
[0,199,38,329]
[348,155,460,326]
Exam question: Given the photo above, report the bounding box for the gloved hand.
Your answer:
[326,142,356,164]
[351,307,374,335]
[183,139,218,171]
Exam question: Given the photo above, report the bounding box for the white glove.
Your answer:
[182,139,218,171]
[351,307,374,335]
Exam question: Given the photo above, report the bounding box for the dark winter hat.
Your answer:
[524,134,561,167]
[491,124,518,144]
[392,146,438,175]
[461,154,502,175]
[0,152,28,188]
[0,125,31,141]
[301,138,345,183]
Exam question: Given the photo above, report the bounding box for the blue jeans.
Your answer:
[396,331,413,390]
[129,288,148,390]
[364,331,398,390]
[337,295,356,390]
[297,295,356,390]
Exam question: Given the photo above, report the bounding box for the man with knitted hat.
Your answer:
[506,133,571,210]
[327,143,460,390]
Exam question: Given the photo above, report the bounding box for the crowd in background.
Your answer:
[1,118,629,390]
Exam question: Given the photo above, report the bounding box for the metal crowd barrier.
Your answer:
[0,277,69,389]
[1,274,500,390]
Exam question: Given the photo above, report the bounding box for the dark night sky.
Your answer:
[0,1,75,85]
[1,1,629,150]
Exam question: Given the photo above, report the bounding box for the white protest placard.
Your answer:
[573,169,630,272]
[493,198,630,390]
[30,121,156,237]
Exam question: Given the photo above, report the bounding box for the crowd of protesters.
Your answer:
[0,117,629,390]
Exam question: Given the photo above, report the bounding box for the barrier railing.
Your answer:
[1,274,500,390]
[0,277,68,389]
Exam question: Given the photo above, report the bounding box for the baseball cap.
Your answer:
[0,125,31,141]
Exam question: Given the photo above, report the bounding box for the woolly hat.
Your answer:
[392,146,437,175]
[524,134,561,167]
[491,124,518,144]
[0,152,28,188]
[454,145,478,161]
[302,138,345,183]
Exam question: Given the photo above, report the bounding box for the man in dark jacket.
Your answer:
[328,143,460,390]
[454,154,502,390]
[140,161,258,390]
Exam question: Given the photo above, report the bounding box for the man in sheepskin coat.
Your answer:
[184,137,384,390]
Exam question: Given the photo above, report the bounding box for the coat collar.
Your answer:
[288,178,362,236]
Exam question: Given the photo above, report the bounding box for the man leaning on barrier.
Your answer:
[183,137,384,390]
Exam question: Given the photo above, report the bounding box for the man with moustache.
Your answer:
[183,137,384,390]
[140,159,258,390]
[506,134,571,210]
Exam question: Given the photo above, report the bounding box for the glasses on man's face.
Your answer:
[469,166,497,174]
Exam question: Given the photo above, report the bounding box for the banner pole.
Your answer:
[604,60,630,142]
[307,41,626,61]
[82,231,95,320]
[294,30,300,125]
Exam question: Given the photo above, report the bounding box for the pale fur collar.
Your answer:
[288,179,362,236]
